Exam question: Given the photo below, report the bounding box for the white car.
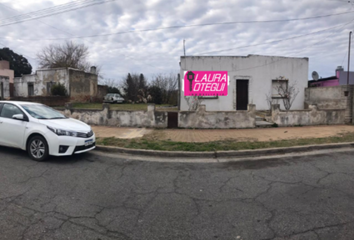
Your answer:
[103,93,124,103]
[0,101,95,161]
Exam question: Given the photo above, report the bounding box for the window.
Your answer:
[272,80,288,98]
[0,104,23,119]
[47,82,54,95]
[28,83,34,96]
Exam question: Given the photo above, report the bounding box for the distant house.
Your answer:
[308,66,354,87]
[179,55,309,111]
[308,76,339,88]
[13,67,98,101]
[0,60,14,99]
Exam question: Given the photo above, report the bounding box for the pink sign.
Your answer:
[184,71,228,96]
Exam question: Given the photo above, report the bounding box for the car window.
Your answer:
[0,104,23,119]
[0,104,3,114]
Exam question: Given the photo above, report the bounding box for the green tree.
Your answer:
[122,73,142,102]
[148,85,163,104]
[0,47,32,77]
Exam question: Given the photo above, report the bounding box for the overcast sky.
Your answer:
[0,0,353,83]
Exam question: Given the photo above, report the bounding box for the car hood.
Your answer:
[39,118,91,132]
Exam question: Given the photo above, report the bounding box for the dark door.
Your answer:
[236,80,249,110]
[168,112,178,128]
[0,82,3,99]
[28,83,34,96]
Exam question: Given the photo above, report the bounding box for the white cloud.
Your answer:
[0,0,353,81]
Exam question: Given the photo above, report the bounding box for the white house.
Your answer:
[179,55,309,111]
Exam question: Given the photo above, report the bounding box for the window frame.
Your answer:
[0,103,29,121]
[28,83,34,96]
[271,79,288,99]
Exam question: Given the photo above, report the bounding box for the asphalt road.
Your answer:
[1,147,354,240]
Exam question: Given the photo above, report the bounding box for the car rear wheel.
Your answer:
[27,136,49,161]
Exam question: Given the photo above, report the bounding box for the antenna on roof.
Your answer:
[312,71,319,81]
[183,39,186,57]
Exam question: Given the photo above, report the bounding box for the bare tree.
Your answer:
[265,92,273,112]
[37,41,91,71]
[265,91,279,113]
[273,79,299,111]
[99,78,120,88]
[150,72,178,105]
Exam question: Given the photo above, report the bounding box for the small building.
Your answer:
[0,60,14,99]
[308,66,354,88]
[308,76,339,88]
[14,67,98,101]
[179,55,309,111]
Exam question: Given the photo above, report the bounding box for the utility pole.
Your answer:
[346,31,352,124]
[183,39,186,57]
[347,31,352,86]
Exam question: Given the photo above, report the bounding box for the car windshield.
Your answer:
[21,104,66,120]
[106,93,120,97]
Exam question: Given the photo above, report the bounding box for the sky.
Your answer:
[0,0,353,85]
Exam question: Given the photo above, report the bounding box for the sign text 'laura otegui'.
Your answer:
[184,71,228,96]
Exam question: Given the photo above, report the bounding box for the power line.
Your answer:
[0,42,36,61]
[0,0,104,22]
[2,9,354,41]
[194,20,354,55]
[0,2,74,37]
[210,18,354,73]
[0,0,115,28]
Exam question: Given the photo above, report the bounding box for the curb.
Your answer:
[95,142,354,159]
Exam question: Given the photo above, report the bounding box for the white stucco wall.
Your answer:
[180,55,309,111]
[14,68,70,97]
[0,77,10,99]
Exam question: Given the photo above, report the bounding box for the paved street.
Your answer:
[1,147,354,240]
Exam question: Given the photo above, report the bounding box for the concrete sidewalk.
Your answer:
[92,125,354,142]
[92,126,152,139]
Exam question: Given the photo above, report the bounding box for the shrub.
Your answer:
[149,86,163,104]
[51,83,67,96]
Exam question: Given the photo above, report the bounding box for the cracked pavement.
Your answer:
[1,147,354,239]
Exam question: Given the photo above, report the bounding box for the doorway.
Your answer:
[167,112,178,128]
[236,80,249,110]
[28,83,34,96]
[0,82,3,99]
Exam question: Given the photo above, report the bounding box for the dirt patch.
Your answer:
[157,125,354,143]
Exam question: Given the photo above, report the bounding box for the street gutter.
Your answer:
[95,142,354,159]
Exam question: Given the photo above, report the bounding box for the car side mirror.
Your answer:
[12,114,24,120]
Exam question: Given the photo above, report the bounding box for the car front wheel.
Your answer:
[27,135,49,161]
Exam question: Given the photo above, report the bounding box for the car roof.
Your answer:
[0,101,42,105]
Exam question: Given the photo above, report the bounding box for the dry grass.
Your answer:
[96,132,354,152]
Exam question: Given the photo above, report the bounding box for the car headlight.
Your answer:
[47,126,78,137]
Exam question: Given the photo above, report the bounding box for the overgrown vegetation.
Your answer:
[96,132,354,152]
[117,72,178,105]
[51,83,67,96]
